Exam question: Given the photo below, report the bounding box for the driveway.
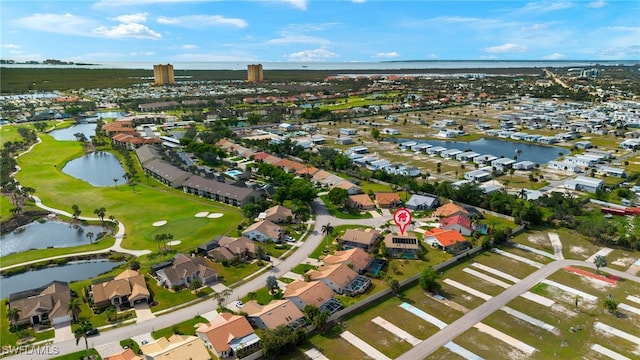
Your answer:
[134,302,155,323]
[53,321,73,343]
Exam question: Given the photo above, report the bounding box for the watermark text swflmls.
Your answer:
[1,345,60,356]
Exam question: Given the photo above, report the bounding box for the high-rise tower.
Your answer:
[247,64,263,82]
[153,64,175,85]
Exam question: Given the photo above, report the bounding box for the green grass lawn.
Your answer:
[119,339,140,355]
[151,315,208,340]
[291,264,317,275]
[12,135,243,254]
[145,275,213,312]
[304,326,372,360]
[1,194,13,220]
[50,348,101,360]
[0,300,55,347]
[319,195,372,219]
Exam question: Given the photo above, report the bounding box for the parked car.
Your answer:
[235,301,244,308]
[260,254,270,261]
[86,328,99,337]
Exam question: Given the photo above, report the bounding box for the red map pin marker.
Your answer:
[393,208,412,236]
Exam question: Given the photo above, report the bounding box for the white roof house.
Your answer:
[564,176,604,193]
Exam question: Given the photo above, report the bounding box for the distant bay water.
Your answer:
[2,60,637,71]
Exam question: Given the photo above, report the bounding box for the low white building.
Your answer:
[564,176,604,193]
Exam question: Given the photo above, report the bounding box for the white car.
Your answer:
[235,301,244,308]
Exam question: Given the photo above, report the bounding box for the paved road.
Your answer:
[397,260,640,360]
[4,198,365,359]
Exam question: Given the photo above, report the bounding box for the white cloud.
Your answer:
[157,15,248,28]
[129,51,155,56]
[14,13,97,36]
[285,48,338,61]
[516,2,574,14]
[427,53,438,59]
[280,0,308,10]
[352,0,366,3]
[374,52,401,59]
[182,44,198,49]
[94,0,207,7]
[268,35,330,45]
[93,23,162,39]
[542,53,565,59]
[585,1,607,8]
[2,44,21,49]
[113,13,148,24]
[427,16,508,29]
[483,43,527,53]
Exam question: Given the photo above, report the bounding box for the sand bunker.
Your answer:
[152,220,167,227]
[167,240,181,246]
[195,212,209,218]
[207,213,223,218]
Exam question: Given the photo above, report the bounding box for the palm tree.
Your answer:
[6,307,21,328]
[594,255,607,274]
[112,178,119,189]
[105,307,117,322]
[67,297,82,323]
[74,320,93,359]
[93,207,106,223]
[71,204,81,221]
[321,223,334,237]
[86,232,94,244]
[189,278,202,291]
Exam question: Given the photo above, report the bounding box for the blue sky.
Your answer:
[1,0,639,63]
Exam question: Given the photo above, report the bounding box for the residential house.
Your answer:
[134,144,163,166]
[339,228,381,252]
[103,348,142,360]
[564,176,604,193]
[323,248,374,274]
[7,281,71,326]
[154,253,218,289]
[405,194,439,211]
[335,137,354,145]
[382,233,420,258]
[375,192,402,208]
[263,205,294,223]
[91,270,150,309]
[464,169,492,182]
[305,263,371,296]
[347,194,376,211]
[433,203,470,218]
[242,220,283,242]
[284,280,342,314]
[197,313,262,360]
[208,236,256,262]
[513,161,536,170]
[142,159,193,188]
[244,299,306,330]
[182,175,262,208]
[139,334,211,360]
[597,166,627,178]
[332,180,361,195]
[339,128,357,136]
[423,228,469,252]
[440,215,474,236]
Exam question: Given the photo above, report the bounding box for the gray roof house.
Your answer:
[405,194,439,211]
[182,175,261,207]
[135,144,163,165]
[143,159,193,188]
[564,176,604,193]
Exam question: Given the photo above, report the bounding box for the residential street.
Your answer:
[5,198,392,360]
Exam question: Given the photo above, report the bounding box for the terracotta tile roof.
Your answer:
[375,192,401,207]
[323,248,373,271]
[196,313,255,354]
[296,167,319,176]
[332,180,360,192]
[306,263,358,288]
[433,203,469,218]
[284,280,334,308]
[104,348,142,360]
[347,194,375,208]
[244,299,304,329]
[91,270,150,306]
[252,152,270,161]
[424,228,466,247]
[9,281,70,324]
[140,334,210,360]
[440,215,473,230]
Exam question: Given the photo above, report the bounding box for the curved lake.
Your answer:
[393,137,569,164]
[49,123,97,141]
[1,220,107,256]
[0,260,124,298]
[62,151,126,186]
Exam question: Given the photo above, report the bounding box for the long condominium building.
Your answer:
[153,64,175,85]
[247,64,263,82]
